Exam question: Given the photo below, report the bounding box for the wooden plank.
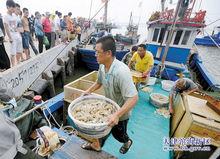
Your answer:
[186,95,220,122]
[173,111,192,138]
[171,94,186,136]
[80,71,98,82]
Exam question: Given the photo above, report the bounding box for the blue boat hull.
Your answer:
[189,53,218,90]
[78,48,129,70]
[194,37,220,46]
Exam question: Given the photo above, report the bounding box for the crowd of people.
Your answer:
[0,0,89,71]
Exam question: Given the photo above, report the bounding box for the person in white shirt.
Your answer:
[4,0,23,66]
[54,11,62,45]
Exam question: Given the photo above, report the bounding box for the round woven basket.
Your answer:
[149,93,169,108]
[68,95,120,138]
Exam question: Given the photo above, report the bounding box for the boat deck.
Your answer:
[102,83,171,159]
[51,82,171,159]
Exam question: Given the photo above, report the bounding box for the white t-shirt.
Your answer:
[4,13,20,38]
[54,15,60,31]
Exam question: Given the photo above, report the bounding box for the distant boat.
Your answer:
[115,12,140,45]
[78,47,129,70]
[194,26,220,47]
[78,0,128,70]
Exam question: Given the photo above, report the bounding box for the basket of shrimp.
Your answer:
[68,95,120,138]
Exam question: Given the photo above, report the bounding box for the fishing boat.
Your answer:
[115,12,140,45]
[78,0,130,71]
[194,26,220,47]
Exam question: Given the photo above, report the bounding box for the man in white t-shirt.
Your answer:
[4,0,23,67]
[54,11,62,45]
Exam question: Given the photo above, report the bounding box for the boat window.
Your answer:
[173,30,183,45]
[152,28,160,42]
[181,30,191,45]
[158,28,166,43]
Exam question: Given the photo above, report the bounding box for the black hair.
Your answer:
[58,12,62,16]
[131,46,138,52]
[6,0,15,8]
[35,11,40,16]
[68,12,72,16]
[22,8,28,12]
[96,36,116,56]
[138,44,146,50]
[15,3,20,8]
[55,10,58,15]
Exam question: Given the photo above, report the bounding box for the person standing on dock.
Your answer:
[128,44,154,88]
[42,12,52,50]
[0,13,10,71]
[81,36,138,154]
[34,11,44,53]
[21,8,31,60]
[169,78,198,114]
[4,0,23,67]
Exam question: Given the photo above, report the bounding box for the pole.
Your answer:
[13,101,48,122]
[158,0,183,77]
[88,0,93,20]
[104,1,108,28]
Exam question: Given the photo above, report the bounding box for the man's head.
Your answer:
[14,3,21,15]
[95,36,116,64]
[58,12,62,18]
[22,8,29,18]
[137,44,146,58]
[35,11,41,19]
[131,46,138,54]
[6,0,15,14]
[45,12,50,18]
[176,78,186,89]
[68,12,72,17]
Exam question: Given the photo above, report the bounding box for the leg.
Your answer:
[111,119,133,154]
[29,33,38,55]
[45,33,51,50]
[37,36,44,53]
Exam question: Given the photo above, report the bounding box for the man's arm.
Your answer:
[169,93,174,114]
[183,87,198,95]
[4,23,12,42]
[84,82,102,94]
[108,95,138,127]
[142,65,153,77]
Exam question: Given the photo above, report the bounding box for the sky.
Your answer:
[0,0,220,31]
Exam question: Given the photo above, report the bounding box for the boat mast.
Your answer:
[103,0,108,28]
[158,0,185,77]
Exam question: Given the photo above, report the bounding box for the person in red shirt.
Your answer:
[42,12,51,50]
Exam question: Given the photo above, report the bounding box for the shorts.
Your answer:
[21,31,30,49]
[10,34,23,55]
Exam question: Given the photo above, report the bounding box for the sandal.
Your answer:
[119,139,133,154]
[81,142,101,152]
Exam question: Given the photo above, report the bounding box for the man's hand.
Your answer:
[108,113,119,127]
[81,90,91,96]
[142,71,149,78]
[169,107,174,114]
